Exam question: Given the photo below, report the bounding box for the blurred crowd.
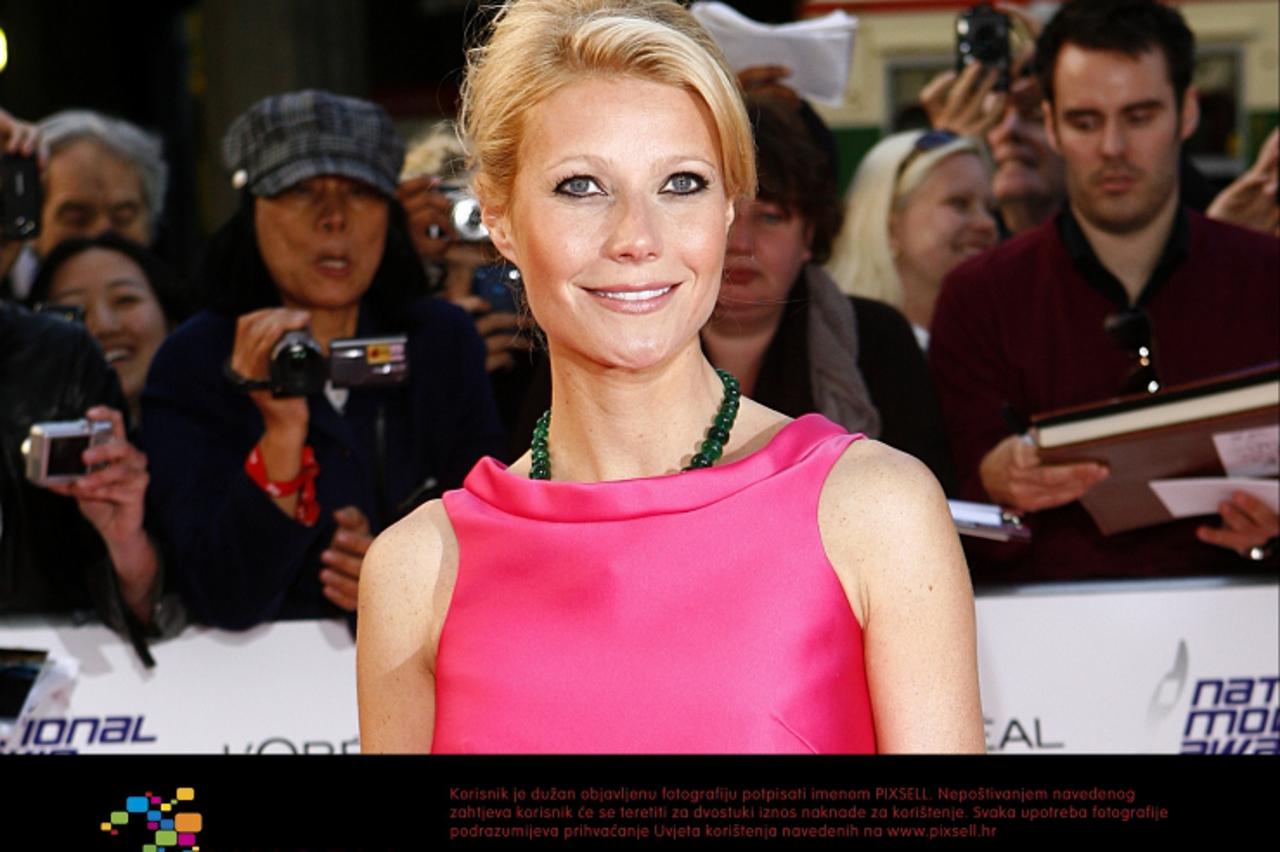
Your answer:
[0,0,1276,660]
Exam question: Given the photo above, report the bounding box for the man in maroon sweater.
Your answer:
[930,0,1278,582]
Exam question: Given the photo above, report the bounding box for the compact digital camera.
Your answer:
[956,3,1011,92]
[21,419,112,486]
[266,331,410,397]
[438,183,489,242]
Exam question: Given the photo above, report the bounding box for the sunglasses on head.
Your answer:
[896,129,960,182]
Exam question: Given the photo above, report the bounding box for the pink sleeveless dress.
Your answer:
[434,413,877,753]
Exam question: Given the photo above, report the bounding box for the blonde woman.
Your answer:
[358,0,982,755]
[826,130,997,350]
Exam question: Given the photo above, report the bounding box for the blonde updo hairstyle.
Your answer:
[459,0,756,216]
[825,130,985,307]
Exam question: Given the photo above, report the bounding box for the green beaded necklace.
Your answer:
[528,369,741,480]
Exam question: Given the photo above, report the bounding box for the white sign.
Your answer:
[2,578,1276,754]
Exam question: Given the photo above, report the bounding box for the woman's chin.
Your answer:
[551,331,695,376]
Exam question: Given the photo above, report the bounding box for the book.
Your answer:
[1030,363,1279,535]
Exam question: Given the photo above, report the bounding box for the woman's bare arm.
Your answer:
[820,440,985,753]
[356,500,458,753]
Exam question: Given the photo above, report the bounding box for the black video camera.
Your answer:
[228,330,410,397]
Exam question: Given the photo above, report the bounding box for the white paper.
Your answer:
[691,2,858,106]
[949,499,1006,527]
[1149,477,1280,519]
[1212,425,1280,477]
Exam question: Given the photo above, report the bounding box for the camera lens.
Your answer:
[450,195,489,241]
[269,330,327,396]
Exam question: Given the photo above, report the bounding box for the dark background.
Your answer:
[0,1,804,274]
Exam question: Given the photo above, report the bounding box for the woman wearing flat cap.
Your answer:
[142,90,503,631]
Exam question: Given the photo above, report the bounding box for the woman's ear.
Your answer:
[476,177,519,265]
[482,203,518,266]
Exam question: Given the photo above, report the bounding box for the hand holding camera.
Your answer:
[920,60,1007,139]
[230,307,314,433]
[0,107,43,281]
[37,406,153,565]
[924,3,1044,139]
[32,406,160,621]
[397,174,455,260]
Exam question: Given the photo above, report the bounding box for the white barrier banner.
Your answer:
[0,619,358,754]
[975,578,1278,754]
[2,578,1276,754]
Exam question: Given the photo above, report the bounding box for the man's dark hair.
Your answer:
[195,193,428,326]
[1036,0,1195,107]
[747,96,843,265]
[29,231,192,328]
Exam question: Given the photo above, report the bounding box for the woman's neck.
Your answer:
[701,306,785,397]
[540,342,730,482]
[897,270,940,333]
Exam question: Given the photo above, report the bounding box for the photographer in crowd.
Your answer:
[1,109,168,301]
[142,90,502,630]
[1,302,171,660]
[1,110,174,665]
[397,125,542,457]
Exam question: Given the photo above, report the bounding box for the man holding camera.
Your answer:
[0,107,167,302]
[929,0,1279,581]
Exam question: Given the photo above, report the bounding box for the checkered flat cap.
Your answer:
[222,89,404,198]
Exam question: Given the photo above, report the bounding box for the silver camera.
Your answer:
[21,419,112,485]
[329,335,410,388]
[440,183,489,242]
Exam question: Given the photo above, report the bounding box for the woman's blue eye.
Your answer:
[556,176,602,196]
[663,173,706,195]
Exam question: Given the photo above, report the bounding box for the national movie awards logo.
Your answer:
[100,787,203,851]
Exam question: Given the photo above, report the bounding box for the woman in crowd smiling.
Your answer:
[29,232,187,428]
[827,130,997,351]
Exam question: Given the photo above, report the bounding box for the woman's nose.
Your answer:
[86,299,121,338]
[605,196,660,261]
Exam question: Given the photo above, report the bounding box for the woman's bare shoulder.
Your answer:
[819,441,983,753]
[360,498,460,658]
[357,499,456,753]
[366,498,457,577]
[817,439,962,620]
[823,437,948,518]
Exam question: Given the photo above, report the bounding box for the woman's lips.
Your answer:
[585,283,678,314]
[722,268,757,286]
[314,256,352,277]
